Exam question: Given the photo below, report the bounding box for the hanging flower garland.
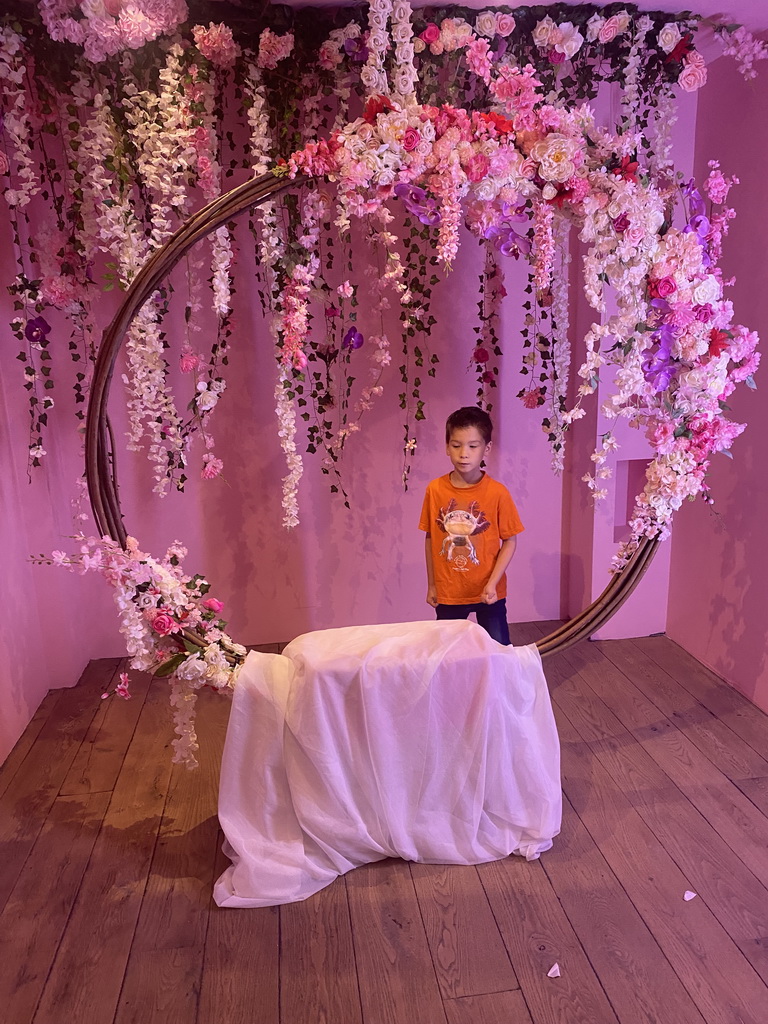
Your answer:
[2,3,762,761]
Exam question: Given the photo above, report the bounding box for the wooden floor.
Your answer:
[2,623,768,1024]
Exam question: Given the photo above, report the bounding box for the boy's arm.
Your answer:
[425,533,438,607]
[482,536,517,604]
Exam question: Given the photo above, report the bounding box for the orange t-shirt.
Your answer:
[419,473,524,605]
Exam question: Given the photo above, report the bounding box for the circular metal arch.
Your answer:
[84,170,659,660]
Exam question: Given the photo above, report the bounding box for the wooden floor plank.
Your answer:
[444,989,533,1024]
[561,640,768,893]
[113,687,230,1024]
[734,776,768,818]
[0,658,121,912]
[553,686,767,1024]
[0,791,111,1024]
[31,675,175,1024]
[543,794,708,1024]
[633,635,768,758]
[345,858,447,1024]
[0,688,63,801]
[548,647,768,986]
[477,857,620,1024]
[0,633,766,1024]
[280,876,363,1024]
[199,846,280,1024]
[410,862,518,1000]
[60,662,154,796]
[596,638,768,780]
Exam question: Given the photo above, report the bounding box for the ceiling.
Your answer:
[270,1,768,33]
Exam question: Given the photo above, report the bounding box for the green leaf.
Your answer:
[154,652,188,677]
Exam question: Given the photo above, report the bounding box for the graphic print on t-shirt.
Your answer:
[436,499,491,570]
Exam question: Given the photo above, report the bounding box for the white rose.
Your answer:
[360,65,382,89]
[368,30,389,54]
[532,16,557,49]
[369,11,388,30]
[391,22,412,44]
[658,23,681,54]
[586,15,604,42]
[476,12,498,38]
[542,182,558,200]
[196,389,217,412]
[692,275,721,305]
[615,12,632,33]
[555,23,584,59]
[473,178,498,201]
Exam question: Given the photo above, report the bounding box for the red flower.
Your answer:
[363,95,394,124]
[610,155,639,183]
[665,33,694,65]
[477,111,514,135]
[708,329,731,358]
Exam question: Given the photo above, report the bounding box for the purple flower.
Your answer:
[682,178,705,217]
[394,183,441,226]
[642,324,677,392]
[341,326,364,351]
[483,207,531,258]
[24,316,51,344]
[344,36,369,63]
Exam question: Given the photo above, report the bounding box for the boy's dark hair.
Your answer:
[445,406,493,444]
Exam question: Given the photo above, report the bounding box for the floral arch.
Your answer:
[10,3,759,765]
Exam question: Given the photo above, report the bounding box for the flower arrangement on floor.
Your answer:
[35,535,246,766]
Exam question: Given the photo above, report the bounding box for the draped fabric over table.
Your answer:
[214,620,562,908]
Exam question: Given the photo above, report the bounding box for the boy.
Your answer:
[418,407,524,646]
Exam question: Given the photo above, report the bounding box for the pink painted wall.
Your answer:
[666,54,768,713]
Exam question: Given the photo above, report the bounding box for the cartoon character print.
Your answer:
[436,499,490,566]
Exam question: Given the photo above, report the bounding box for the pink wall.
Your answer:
[666,54,768,713]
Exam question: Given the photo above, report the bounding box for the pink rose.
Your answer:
[402,126,421,152]
[678,59,707,92]
[473,346,490,364]
[203,597,224,613]
[494,14,516,38]
[420,23,440,44]
[0,150,9,175]
[648,276,677,299]
[151,612,178,636]
[548,48,566,64]
[598,16,621,44]
[465,152,490,182]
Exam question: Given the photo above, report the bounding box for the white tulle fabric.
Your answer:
[214,619,562,908]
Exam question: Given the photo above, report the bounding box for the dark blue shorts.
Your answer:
[435,598,510,646]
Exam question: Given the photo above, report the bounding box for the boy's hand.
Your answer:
[426,585,438,607]
[482,586,498,604]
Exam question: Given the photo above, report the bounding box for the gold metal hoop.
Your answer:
[84,171,658,659]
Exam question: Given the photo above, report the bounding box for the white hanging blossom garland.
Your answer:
[620,15,653,135]
[549,210,572,472]
[0,25,39,210]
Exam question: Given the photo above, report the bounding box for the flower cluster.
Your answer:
[40,536,246,767]
[39,0,188,63]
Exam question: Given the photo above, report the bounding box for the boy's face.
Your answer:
[446,426,490,481]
